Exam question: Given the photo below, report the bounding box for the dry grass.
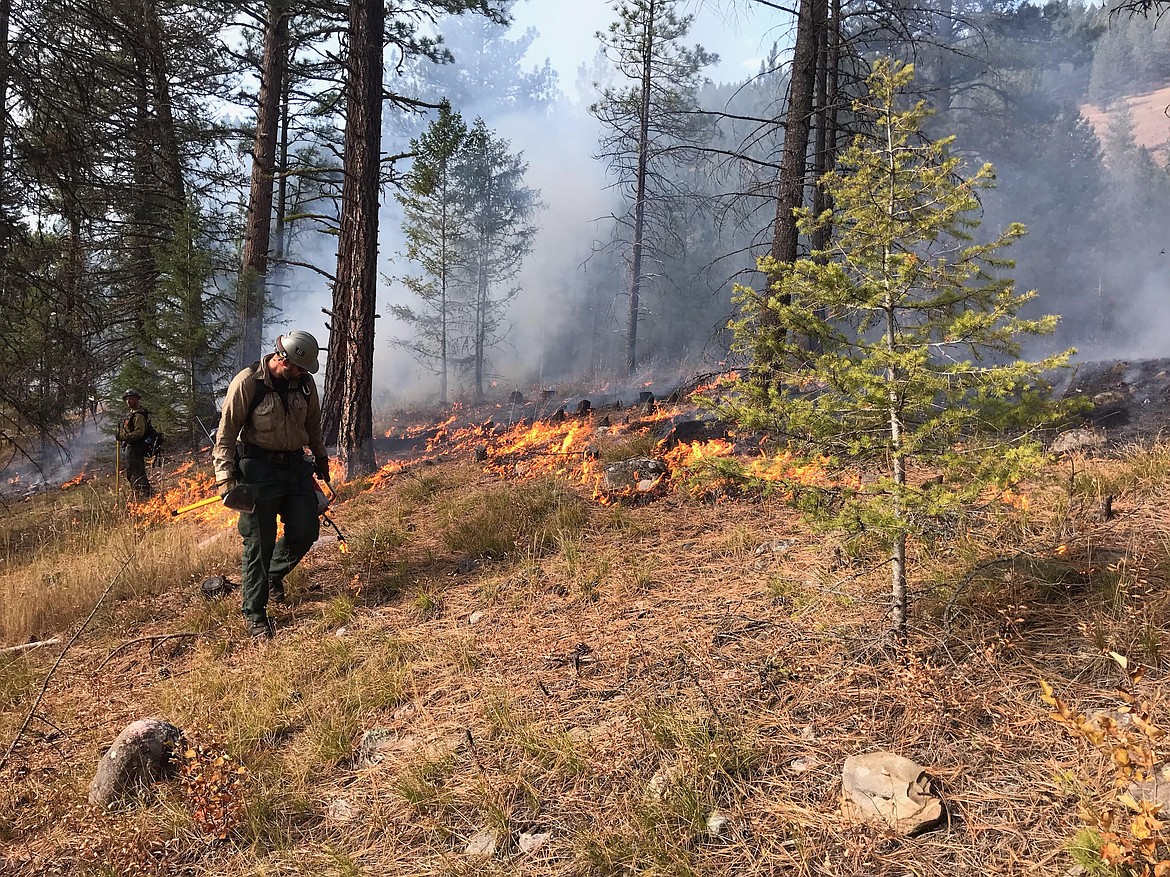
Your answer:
[5,443,1170,876]
[0,488,237,645]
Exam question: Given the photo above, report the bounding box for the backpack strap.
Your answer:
[242,359,309,424]
[245,361,268,423]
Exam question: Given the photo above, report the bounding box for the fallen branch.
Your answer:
[97,632,203,670]
[1,638,61,655]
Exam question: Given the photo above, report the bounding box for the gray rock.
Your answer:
[356,727,397,766]
[1049,427,1107,455]
[465,829,497,860]
[325,797,357,822]
[841,751,943,835]
[602,457,668,493]
[646,763,686,802]
[755,540,794,556]
[705,810,732,839]
[789,755,820,774]
[1127,764,1170,811]
[518,830,553,853]
[88,718,184,809]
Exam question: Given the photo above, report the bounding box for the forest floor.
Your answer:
[4,364,1170,876]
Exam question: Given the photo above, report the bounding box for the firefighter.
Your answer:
[213,331,331,639]
[116,389,153,500]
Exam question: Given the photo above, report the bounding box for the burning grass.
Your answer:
[365,393,864,510]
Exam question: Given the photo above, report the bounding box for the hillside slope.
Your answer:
[3,391,1170,876]
[1081,83,1170,164]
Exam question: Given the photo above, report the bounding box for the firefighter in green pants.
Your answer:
[116,389,154,500]
[212,331,331,639]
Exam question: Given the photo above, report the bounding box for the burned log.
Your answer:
[658,415,731,449]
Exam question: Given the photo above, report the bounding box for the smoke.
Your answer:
[1,416,114,497]
[268,4,1170,418]
[488,101,619,388]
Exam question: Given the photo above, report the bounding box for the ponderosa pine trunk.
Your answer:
[767,0,825,284]
[625,0,655,376]
[238,0,288,369]
[332,0,381,477]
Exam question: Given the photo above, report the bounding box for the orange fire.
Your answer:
[59,471,85,490]
[135,471,239,527]
[360,387,855,506]
[690,371,740,397]
[996,487,1030,511]
[367,459,412,492]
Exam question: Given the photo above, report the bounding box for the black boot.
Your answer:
[246,616,273,639]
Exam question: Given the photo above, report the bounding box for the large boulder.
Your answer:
[88,718,184,809]
[841,751,943,835]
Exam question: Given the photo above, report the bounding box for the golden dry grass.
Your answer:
[3,445,1170,876]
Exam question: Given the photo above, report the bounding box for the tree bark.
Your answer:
[238,0,289,370]
[767,0,825,283]
[270,43,292,326]
[0,0,11,240]
[625,0,656,376]
[806,0,839,353]
[332,0,382,477]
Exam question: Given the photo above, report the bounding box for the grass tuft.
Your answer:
[438,478,586,560]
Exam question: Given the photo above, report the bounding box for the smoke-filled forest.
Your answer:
[1,0,1169,477]
[13,3,1170,875]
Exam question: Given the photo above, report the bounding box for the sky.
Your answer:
[509,0,794,92]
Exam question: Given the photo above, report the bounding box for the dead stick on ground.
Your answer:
[98,633,202,670]
[0,638,61,655]
[0,548,139,773]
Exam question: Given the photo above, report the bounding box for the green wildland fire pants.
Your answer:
[123,443,153,499]
[237,453,320,624]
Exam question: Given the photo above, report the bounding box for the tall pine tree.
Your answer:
[392,101,469,404]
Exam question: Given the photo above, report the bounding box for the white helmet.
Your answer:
[276,331,320,374]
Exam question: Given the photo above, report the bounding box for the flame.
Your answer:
[368,459,412,491]
[999,488,1030,511]
[359,386,850,506]
[660,440,853,498]
[662,439,735,469]
[134,471,239,527]
[691,371,740,396]
[59,471,85,490]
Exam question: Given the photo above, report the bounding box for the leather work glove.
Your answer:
[217,480,236,500]
[315,456,331,483]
